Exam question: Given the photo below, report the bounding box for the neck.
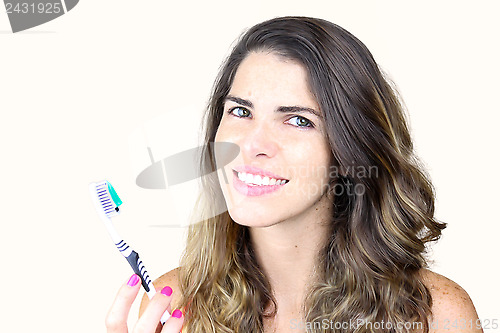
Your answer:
[249,192,333,313]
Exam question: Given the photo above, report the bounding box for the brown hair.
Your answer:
[179,16,446,332]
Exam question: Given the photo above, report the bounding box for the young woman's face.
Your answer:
[215,51,333,228]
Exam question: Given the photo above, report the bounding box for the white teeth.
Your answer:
[245,173,254,184]
[237,172,287,186]
[238,172,245,182]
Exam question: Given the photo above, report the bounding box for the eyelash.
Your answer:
[227,106,315,129]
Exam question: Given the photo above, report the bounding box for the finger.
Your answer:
[134,286,173,333]
[106,274,142,333]
[153,286,172,315]
[161,309,184,333]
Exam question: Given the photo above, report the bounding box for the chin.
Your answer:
[227,206,280,228]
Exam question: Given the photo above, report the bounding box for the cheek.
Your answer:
[290,136,330,162]
[215,118,235,142]
[287,139,331,182]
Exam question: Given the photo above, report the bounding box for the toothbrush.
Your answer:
[89,180,170,324]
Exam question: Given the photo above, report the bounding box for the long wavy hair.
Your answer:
[178,16,446,332]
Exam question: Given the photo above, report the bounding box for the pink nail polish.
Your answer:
[161,286,173,296]
[127,275,140,287]
[172,309,182,318]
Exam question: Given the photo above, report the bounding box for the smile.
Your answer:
[232,170,289,197]
[234,170,289,186]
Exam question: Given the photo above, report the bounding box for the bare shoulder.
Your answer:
[420,269,483,332]
[139,267,182,316]
[153,267,181,292]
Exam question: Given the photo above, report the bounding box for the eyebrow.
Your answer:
[225,95,322,119]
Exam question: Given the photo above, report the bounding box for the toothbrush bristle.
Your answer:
[94,181,121,217]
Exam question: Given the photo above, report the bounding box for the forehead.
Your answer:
[229,51,319,110]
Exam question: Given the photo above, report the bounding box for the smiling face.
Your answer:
[214,51,334,228]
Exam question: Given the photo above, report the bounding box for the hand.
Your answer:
[106,274,184,333]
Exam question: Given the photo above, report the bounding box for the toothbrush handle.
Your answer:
[126,250,154,295]
[114,239,155,297]
[125,251,171,324]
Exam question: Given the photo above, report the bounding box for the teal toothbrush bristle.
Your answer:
[95,181,122,217]
[107,182,123,207]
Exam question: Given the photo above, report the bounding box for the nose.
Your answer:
[240,120,279,159]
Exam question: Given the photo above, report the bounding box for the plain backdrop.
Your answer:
[1,1,498,332]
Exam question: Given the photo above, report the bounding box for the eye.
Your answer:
[287,116,314,128]
[226,107,315,129]
[228,106,251,118]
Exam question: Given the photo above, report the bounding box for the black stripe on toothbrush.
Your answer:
[116,241,129,251]
[117,243,129,251]
[125,251,150,292]
[138,266,150,282]
[119,246,130,253]
[138,263,151,284]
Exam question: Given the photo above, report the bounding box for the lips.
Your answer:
[232,165,289,181]
[232,172,288,196]
[232,170,289,186]
[230,165,290,197]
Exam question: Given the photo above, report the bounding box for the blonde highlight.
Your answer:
[177,16,446,333]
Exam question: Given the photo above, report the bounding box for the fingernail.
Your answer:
[127,274,140,287]
[161,286,173,296]
[172,309,182,318]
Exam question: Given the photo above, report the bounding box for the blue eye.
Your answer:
[227,106,315,129]
[228,106,251,118]
[288,116,314,128]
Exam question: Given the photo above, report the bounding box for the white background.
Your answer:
[1,1,498,332]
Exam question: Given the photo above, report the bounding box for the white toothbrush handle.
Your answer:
[90,183,170,323]
[103,218,171,323]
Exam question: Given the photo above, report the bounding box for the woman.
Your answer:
[106,16,482,333]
